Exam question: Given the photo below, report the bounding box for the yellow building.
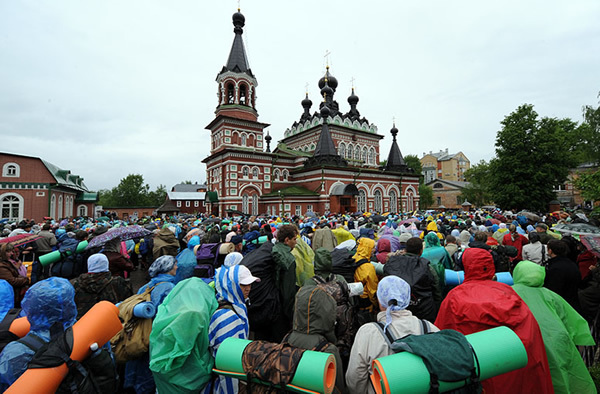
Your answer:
[420,149,470,183]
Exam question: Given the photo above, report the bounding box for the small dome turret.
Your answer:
[318,66,338,91]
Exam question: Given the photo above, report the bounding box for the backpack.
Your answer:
[111,283,163,363]
[19,328,117,394]
[312,276,356,356]
[375,324,481,394]
[194,243,221,279]
[0,308,21,353]
[331,249,361,283]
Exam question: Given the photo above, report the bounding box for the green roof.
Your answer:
[262,185,319,197]
[41,159,89,192]
[76,192,98,202]
[275,143,313,157]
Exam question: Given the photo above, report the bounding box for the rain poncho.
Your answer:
[208,265,250,394]
[0,277,77,390]
[149,278,217,394]
[305,248,346,286]
[512,261,595,393]
[291,236,315,286]
[152,227,180,258]
[175,249,197,283]
[435,248,553,394]
[419,221,443,240]
[311,227,338,251]
[353,238,378,310]
[421,232,452,290]
[375,238,391,264]
[0,279,14,320]
[331,227,355,245]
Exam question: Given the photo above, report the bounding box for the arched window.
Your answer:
[252,195,258,215]
[242,166,249,178]
[433,182,444,189]
[0,194,23,221]
[78,205,88,217]
[362,147,368,162]
[242,194,249,214]
[252,167,259,179]
[338,142,346,157]
[239,84,247,105]
[389,190,397,213]
[374,190,382,213]
[2,163,19,177]
[273,169,280,181]
[357,190,367,212]
[283,170,289,181]
[310,143,316,151]
[346,144,353,159]
[354,146,361,160]
[227,82,235,104]
[58,195,63,219]
[50,195,56,219]
[406,190,415,211]
[241,134,247,146]
[369,148,376,165]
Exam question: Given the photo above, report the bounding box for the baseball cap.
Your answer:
[238,265,261,285]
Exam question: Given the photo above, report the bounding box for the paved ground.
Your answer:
[129,267,149,293]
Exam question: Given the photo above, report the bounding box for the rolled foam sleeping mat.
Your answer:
[133,301,156,318]
[39,241,89,267]
[8,316,30,338]
[370,326,527,394]
[348,282,364,297]
[242,235,269,246]
[213,337,336,394]
[445,270,513,286]
[6,301,122,394]
[371,261,384,276]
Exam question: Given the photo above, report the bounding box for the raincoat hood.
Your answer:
[0,279,14,320]
[513,260,545,288]
[377,238,392,253]
[353,237,375,262]
[22,277,77,333]
[214,265,249,335]
[426,221,439,232]
[292,285,337,343]
[424,231,441,248]
[314,248,333,277]
[458,230,471,244]
[462,247,495,281]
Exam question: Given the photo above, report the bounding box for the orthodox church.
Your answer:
[202,10,420,217]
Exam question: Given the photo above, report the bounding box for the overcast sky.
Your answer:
[1,1,599,192]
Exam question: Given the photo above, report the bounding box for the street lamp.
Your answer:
[278,190,285,217]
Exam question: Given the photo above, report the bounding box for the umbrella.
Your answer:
[85,225,153,249]
[0,233,43,247]
[553,223,600,237]
[581,236,600,258]
[371,215,387,224]
[517,211,541,222]
[399,218,419,225]
[305,211,317,218]
[489,219,501,225]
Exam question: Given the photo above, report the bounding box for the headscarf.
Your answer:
[224,252,243,267]
[149,255,176,278]
[214,265,249,336]
[87,253,109,273]
[377,275,411,332]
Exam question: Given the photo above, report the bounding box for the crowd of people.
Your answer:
[0,208,598,393]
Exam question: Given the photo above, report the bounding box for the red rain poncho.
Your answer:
[435,248,553,394]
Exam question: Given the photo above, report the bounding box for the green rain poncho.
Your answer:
[512,261,596,394]
[149,277,218,393]
[421,232,453,290]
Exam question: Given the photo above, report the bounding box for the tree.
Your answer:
[419,184,434,209]
[488,104,582,211]
[579,93,600,164]
[460,160,494,207]
[404,155,423,183]
[181,180,193,184]
[98,174,165,207]
[574,170,600,206]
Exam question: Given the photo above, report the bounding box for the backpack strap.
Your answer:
[420,319,430,335]
[375,322,396,348]
[17,333,46,353]
[0,308,21,331]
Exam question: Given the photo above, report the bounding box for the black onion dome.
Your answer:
[232,11,245,28]
[390,124,398,139]
[348,88,359,105]
[301,93,312,108]
[265,133,272,142]
[320,83,334,98]
[318,67,338,91]
[320,104,331,117]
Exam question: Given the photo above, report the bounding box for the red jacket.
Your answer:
[502,232,529,261]
[435,248,553,394]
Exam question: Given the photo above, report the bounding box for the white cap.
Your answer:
[238,265,261,285]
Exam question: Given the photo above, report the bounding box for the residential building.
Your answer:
[421,149,470,183]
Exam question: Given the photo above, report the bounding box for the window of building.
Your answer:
[362,147,368,162]
[338,142,346,157]
[283,170,289,181]
[242,166,249,178]
[433,182,444,189]
[354,146,361,160]
[186,201,190,207]
[252,195,258,215]
[2,163,20,177]
[374,190,382,212]
[389,190,397,213]
[0,194,23,221]
[176,201,182,207]
[252,167,259,179]
[242,194,249,214]
[230,164,237,171]
[295,205,301,216]
[50,195,56,219]
[306,204,313,213]
[58,195,63,219]
[227,82,235,104]
[242,134,247,145]
[357,190,367,212]
[194,201,199,207]
[437,197,442,205]
[274,169,280,181]
[239,84,247,105]
[78,205,87,217]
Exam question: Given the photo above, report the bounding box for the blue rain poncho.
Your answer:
[0,279,15,321]
[0,277,76,390]
[512,261,595,393]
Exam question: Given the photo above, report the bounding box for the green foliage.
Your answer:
[181,180,193,184]
[419,184,434,209]
[98,174,166,207]
[574,170,600,202]
[404,155,423,183]
[488,104,582,211]
[580,93,600,164]
[589,363,600,392]
[461,160,494,207]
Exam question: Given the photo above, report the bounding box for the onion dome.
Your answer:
[390,123,399,139]
[301,93,312,109]
[320,104,331,118]
[232,10,245,32]
[318,66,338,91]
[265,130,272,152]
[347,88,359,106]
[320,82,334,99]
